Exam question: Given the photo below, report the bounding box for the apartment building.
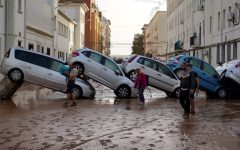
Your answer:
[167,0,240,66]
[145,11,168,58]
[102,16,111,56]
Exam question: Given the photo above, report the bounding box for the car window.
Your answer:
[203,62,218,76]
[103,58,122,75]
[158,63,176,79]
[143,58,158,70]
[82,51,90,57]
[189,58,201,69]
[15,50,27,61]
[89,52,102,63]
[50,59,63,72]
[27,53,50,69]
[136,57,144,64]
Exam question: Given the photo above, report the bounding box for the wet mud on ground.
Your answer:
[0,85,240,150]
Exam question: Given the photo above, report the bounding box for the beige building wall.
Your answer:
[146,11,168,58]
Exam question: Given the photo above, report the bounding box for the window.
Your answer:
[103,58,121,75]
[209,17,212,33]
[158,63,175,79]
[221,44,225,62]
[208,48,212,64]
[18,41,23,48]
[89,52,102,63]
[228,6,232,28]
[18,0,22,13]
[218,12,221,31]
[217,45,220,63]
[227,44,231,61]
[137,57,144,64]
[26,53,50,69]
[0,0,2,6]
[47,48,50,56]
[58,22,69,38]
[202,62,218,77]
[37,45,41,53]
[50,60,63,72]
[28,44,34,50]
[143,59,158,70]
[189,58,201,69]
[15,50,27,61]
[233,42,237,59]
[41,46,44,54]
[82,51,90,57]
[222,9,226,29]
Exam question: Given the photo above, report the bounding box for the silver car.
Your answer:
[216,59,240,85]
[120,54,180,97]
[0,48,95,99]
[67,48,136,98]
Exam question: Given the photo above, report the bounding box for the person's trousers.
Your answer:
[179,89,190,114]
[138,87,145,102]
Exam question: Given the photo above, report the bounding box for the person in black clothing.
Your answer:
[179,62,196,119]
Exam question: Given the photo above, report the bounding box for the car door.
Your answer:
[25,53,49,85]
[99,57,123,89]
[82,51,103,82]
[44,59,66,91]
[157,62,179,92]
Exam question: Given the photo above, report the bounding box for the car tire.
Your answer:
[174,87,181,98]
[165,91,173,97]
[128,70,136,82]
[73,63,85,75]
[8,68,24,83]
[72,85,83,99]
[217,87,228,98]
[115,85,131,99]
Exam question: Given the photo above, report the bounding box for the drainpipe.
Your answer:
[4,0,8,51]
[24,0,26,48]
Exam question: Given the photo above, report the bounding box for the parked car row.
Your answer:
[0,48,95,99]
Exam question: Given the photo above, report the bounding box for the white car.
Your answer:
[0,47,95,99]
[217,59,240,85]
[67,48,136,98]
[120,54,181,97]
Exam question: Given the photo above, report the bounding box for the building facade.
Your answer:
[101,16,111,56]
[145,11,168,59]
[167,0,240,67]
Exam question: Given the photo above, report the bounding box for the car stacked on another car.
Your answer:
[67,48,136,99]
[120,54,181,97]
[167,54,229,98]
[0,47,95,99]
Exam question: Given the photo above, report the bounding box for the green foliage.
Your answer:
[131,34,144,55]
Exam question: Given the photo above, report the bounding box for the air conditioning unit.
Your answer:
[228,12,235,22]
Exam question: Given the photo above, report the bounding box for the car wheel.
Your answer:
[217,87,228,98]
[8,69,24,83]
[128,70,136,82]
[115,85,131,99]
[174,88,181,98]
[72,86,83,99]
[73,63,85,75]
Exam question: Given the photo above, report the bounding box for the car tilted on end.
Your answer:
[120,54,181,97]
[67,48,136,99]
[167,54,229,98]
[0,48,95,99]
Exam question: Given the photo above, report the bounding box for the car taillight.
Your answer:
[128,55,137,63]
[71,51,80,57]
[235,63,240,68]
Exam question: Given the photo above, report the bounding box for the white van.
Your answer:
[0,48,95,98]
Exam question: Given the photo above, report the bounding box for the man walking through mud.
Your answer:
[179,62,196,119]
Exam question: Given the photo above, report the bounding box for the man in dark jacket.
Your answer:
[179,62,197,119]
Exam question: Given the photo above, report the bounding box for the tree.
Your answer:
[131,34,144,55]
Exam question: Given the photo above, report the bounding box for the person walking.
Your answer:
[134,68,147,104]
[63,63,78,107]
[188,64,200,114]
[179,62,196,119]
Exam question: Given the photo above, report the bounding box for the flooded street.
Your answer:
[0,84,240,150]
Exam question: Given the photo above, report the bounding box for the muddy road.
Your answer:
[0,84,240,150]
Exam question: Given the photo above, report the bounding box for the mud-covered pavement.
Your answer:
[0,84,240,150]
